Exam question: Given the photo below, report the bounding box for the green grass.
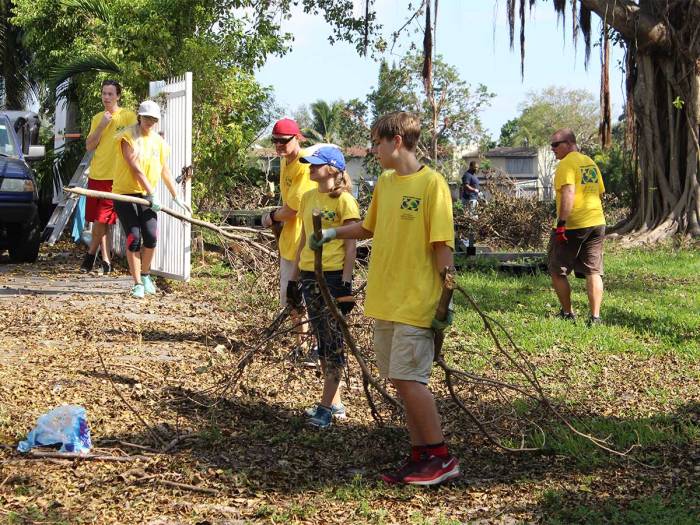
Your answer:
[453,245,700,358]
[527,414,699,467]
[541,488,700,524]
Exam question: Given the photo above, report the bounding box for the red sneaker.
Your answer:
[402,455,460,486]
[379,458,421,485]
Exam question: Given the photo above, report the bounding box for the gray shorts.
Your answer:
[373,320,434,383]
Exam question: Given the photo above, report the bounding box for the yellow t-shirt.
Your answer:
[298,190,360,272]
[362,166,455,328]
[87,108,137,181]
[112,128,170,195]
[554,151,606,229]
[279,149,317,260]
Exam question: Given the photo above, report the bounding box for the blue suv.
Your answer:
[0,113,45,262]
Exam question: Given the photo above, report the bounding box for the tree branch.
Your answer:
[580,0,671,52]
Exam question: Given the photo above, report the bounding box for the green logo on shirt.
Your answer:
[400,196,421,212]
[581,166,598,184]
[320,209,336,221]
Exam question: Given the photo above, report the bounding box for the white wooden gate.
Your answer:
[112,72,193,281]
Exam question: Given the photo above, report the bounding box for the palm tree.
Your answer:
[304,100,344,144]
[0,0,36,109]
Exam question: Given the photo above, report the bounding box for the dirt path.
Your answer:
[1,244,697,524]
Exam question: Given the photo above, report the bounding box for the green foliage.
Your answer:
[0,0,36,108]
[369,54,494,163]
[499,86,598,150]
[591,122,636,206]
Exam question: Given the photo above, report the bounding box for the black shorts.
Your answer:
[300,270,347,365]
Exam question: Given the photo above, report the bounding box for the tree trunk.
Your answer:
[600,0,700,242]
[610,50,700,242]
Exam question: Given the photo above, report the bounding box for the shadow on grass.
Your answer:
[88,379,700,502]
[602,304,700,347]
[537,485,700,524]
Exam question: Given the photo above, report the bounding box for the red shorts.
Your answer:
[85,178,117,225]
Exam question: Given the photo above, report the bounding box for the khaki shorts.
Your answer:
[373,320,434,383]
[279,257,297,305]
[548,225,605,278]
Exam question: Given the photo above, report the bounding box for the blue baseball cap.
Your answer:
[300,146,346,171]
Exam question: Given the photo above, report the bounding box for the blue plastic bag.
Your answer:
[17,405,92,454]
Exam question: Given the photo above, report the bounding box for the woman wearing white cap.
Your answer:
[112,100,191,298]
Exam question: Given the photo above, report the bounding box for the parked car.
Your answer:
[0,112,45,262]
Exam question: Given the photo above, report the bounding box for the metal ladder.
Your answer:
[41,151,93,244]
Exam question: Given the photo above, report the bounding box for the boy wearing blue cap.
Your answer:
[293,146,360,428]
[310,112,459,485]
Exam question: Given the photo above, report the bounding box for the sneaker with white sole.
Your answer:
[307,405,332,429]
[142,274,156,295]
[402,455,460,486]
[379,458,423,485]
[304,403,347,419]
[130,283,145,299]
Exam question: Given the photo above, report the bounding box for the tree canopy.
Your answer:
[498,86,599,151]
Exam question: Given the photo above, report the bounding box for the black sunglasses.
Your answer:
[272,136,295,145]
[551,140,567,148]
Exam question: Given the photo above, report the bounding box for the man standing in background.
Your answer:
[80,79,137,274]
[461,161,480,210]
[548,128,606,325]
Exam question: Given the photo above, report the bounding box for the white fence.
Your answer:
[112,72,193,281]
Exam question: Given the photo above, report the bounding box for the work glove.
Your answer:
[173,197,192,215]
[555,220,568,245]
[145,193,161,212]
[286,280,303,310]
[337,280,354,315]
[308,228,337,251]
[431,309,454,331]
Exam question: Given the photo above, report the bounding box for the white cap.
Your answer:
[137,100,161,120]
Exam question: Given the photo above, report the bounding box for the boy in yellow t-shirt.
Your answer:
[291,146,360,429]
[80,79,137,274]
[310,112,459,486]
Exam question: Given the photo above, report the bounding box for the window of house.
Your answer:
[505,157,534,174]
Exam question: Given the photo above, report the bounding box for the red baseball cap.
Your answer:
[272,118,305,140]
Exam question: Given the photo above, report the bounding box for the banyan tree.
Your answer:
[506,0,700,241]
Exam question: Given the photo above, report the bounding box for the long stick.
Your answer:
[63,187,275,256]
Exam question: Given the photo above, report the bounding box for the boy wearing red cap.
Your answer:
[310,112,459,486]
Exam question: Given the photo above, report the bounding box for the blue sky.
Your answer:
[255,1,625,140]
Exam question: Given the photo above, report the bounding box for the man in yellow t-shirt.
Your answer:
[80,79,137,274]
[309,112,459,486]
[548,128,606,325]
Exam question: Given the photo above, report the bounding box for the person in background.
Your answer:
[461,161,480,210]
[548,128,606,325]
[80,79,137,274]
[111,100,190,298]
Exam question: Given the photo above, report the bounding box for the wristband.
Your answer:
[556,219,566,227]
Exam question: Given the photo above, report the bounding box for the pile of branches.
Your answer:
[455,170,553,250]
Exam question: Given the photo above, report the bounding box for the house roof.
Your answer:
[483,147,538,158]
